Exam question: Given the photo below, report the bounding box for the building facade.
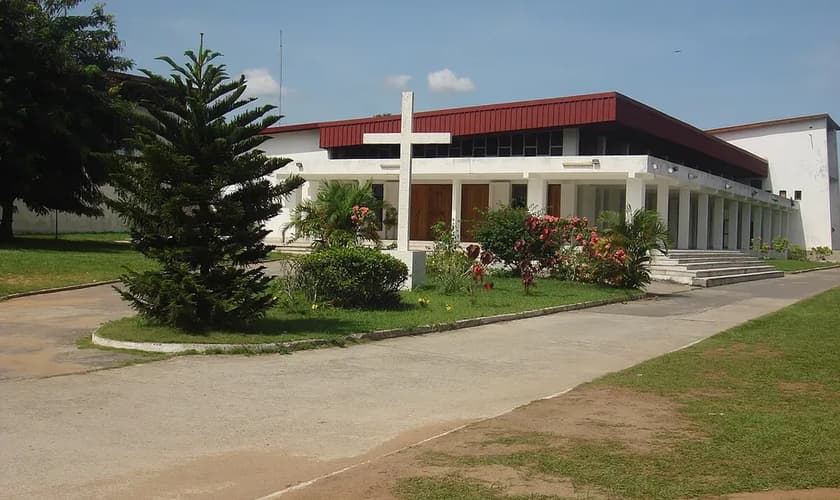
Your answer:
[262,92,837,252]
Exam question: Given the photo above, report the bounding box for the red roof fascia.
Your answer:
[261,92,618,148]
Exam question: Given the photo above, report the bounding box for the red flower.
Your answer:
[480,251,494,265]
[483,282,494,290]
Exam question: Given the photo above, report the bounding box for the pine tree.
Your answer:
[109,37,303,330]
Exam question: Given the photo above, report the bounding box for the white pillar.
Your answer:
[625,177,646,221]
[451,180,462,240]
[772,209,782,242]
[579,185,597,224]
[562,128,580,155]
[656,183,669,227]
[527,177,547,213]
[678,188,691,250]
[711,196,725,250]
[753,205,763,247]
[560,183,577,217]
[727,199,739,250]
[304,179,323,201]
[740,202,752,251]
[781,210,789,240]
[696,193,709,249]
[762,207,772,243]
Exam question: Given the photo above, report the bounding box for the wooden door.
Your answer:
[547,184,562,217]
[460,184,489,242]
[410,184,452,241]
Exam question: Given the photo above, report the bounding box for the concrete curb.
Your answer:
[91,292,646,354]
[786,264,840,275]
[0,280,120,303]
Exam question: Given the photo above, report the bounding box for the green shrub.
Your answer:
[789,244,807,261]
[473,205,531,270]
[811,246,833,261]
[598,209,670,289]
[772,236,790,253]
[298,247,407,308]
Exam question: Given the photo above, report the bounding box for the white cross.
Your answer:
[363,91,451,251]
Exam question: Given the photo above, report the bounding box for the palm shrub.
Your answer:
[598,209,671,289]
[108,39,303,329]
[287,180,394,248]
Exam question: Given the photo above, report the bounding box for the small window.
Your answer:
[486,136,498,157]
[779,190,787,198]
[511,134,524,156]
[750,179,763,189]
[794,190,802,200]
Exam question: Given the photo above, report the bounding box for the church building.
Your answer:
[260,91,839,253]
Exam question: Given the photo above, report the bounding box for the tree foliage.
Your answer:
[0,0,132,240]
[108,38,303,329]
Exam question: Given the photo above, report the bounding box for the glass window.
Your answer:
[486,136,498,157]
[512,134,524,156]
[779,190,787,198]
[794,190,802,200]
[461,138,473,157]
[473,136,486,157]
[511,184,527,208]
[498,134,511,157]
[537,132,550,155]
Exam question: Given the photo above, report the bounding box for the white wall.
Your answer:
[12,185,126,234]
[712,118,836,249]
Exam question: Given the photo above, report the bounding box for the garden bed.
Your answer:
[95,277,640,346]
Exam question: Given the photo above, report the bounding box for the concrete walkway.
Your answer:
[0,270,838,499]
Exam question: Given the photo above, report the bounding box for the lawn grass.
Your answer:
[396,286,840,499]
[0,236,154,297]
[765,258,835,272]
[22,232,130,242]
[97,277,640,344]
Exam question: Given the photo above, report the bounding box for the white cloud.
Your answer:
[242,68,290,99]
[427,68,475,93]
[384,74,412,89]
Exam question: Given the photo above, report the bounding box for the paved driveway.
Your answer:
[1,269,838,499]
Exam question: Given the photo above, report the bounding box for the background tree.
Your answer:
[0,0,132,241]
[288,180,395,248]
[109,38,303,329]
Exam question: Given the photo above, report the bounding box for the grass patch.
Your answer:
[97,278,639,344]
[396,475,550,500]
[0,236,154,297]
[397,287,840,499]
[765,258,835,272]
[22,232,130,242]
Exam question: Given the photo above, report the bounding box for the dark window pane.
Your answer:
[498,134,511,146]
[461,138,473,157]
[524,133,537,147]
[511,184,527,208]
[486,136,498,156]
[537,132,550,155]
[779,190,787,198]
[512,134,523,156]
[794,190,802,200]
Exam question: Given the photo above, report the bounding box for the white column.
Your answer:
[489,181,511,208]
[772,209,782,242]
[562,128,580,155]
[753,205,763,247]
[740,202,752,251]
[625,177,646,221]
[451,180,462,240]
[711,196,725,250]
[727,199,739,250]
[762,207,772,243]
[781,210,789,240]
[560,183,577,217]
[656,183,669,227]
[304,179,323,201]
[678,188,691,249]
[578,185,597,223]
[527,177,547,213]
[696,193,709,249]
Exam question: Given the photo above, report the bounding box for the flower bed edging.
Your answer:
[786,264,840,275]
[91,291,646,354]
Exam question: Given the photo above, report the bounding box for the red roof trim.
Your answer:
[706,113,840,135]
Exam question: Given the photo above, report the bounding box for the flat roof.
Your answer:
[707,113,839,135]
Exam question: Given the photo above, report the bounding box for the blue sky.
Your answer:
[91,0,839,129]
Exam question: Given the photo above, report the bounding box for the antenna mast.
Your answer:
[278,30,283,123]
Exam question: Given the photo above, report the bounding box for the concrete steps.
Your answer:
[651,250,783,287]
